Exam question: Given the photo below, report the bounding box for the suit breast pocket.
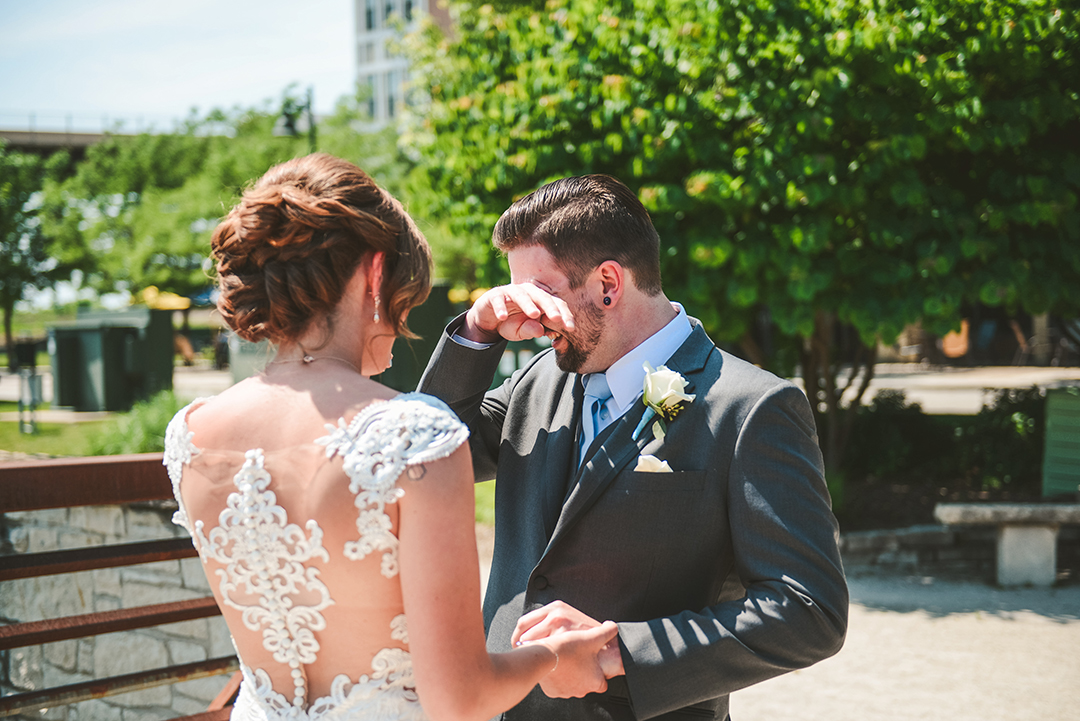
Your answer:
[613,469,706,493]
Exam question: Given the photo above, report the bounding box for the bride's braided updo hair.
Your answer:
[211,153,431,344]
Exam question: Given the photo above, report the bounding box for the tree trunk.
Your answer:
[799,312,878,473]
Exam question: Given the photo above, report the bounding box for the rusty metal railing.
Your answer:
[0,453,239,719]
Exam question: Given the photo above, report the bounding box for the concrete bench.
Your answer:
[934,503,1080,586]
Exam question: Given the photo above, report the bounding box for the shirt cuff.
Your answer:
[450,333,496,351]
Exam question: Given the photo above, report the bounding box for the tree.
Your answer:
[406,0,1080,470]
[0,146,74,366]
[40,87,440,321]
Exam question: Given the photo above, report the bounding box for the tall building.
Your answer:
[354,0,450,125]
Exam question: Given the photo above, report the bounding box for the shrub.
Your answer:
[87,391,185,456]
[843,386,1046,492]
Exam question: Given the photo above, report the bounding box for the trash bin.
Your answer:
[48,307,173,412]
[1042,384,1080,497]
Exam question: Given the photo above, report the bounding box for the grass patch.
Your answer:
[0,400,52,413]
[475,479,496,526]
[0,420,107,457]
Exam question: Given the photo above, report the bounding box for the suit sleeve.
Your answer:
[617,383,849,719]
[416,313,512,482]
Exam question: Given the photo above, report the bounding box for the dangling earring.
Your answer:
[603,296,611,306]
[373,295,381,323]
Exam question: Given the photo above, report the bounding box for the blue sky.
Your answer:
[0,0,357,133]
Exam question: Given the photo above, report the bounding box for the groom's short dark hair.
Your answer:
[492,174,662,295]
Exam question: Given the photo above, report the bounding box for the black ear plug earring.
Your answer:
[603,296,611,306]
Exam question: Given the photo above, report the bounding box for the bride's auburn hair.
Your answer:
[211,153,431,343]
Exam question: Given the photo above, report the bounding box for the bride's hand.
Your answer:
[530,620,619,699]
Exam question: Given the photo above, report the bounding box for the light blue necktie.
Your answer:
[580,373,613,464]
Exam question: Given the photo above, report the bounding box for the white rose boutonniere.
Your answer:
[632,362,696,441]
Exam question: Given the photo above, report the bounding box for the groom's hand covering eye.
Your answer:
[462,283,575,345]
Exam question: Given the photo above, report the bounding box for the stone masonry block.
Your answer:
[94,633,168,679]
[119,708,173,721]
[8,645,44,690]
[167,639,206,665]
[168,695,211,717]
[180,558,211,591]
[997,524,1058,586]
[123,508,179,540]
[207,618,236,658]
[8,525,30,553]
[77,639,95,675]
[157,618,209,641]
[70,699,123,721]
[121,581,202,610]
[59,531,103,550]
[43,640,78,672]
[82,507,125,537]
[94,568,122,599]
[115,684,173,709]
[120,561,183,587]
[27,526,59,552]
[171,675,231,704]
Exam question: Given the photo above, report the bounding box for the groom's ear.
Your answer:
[595,260,624,307]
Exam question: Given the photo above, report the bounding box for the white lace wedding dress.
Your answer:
[164,393,470,721]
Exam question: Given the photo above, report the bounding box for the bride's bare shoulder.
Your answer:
[184,374,401,450]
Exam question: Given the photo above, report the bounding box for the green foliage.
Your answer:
[475,478,497,525]
[0,146,75,359]
[952,386,1046,489]
[406,0,1080,469]
[39,86,446,299]
[87,390,185,455]
[409,0,1080,336]
[843,386,1046,491]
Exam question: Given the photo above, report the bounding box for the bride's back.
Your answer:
[174,375,418,704]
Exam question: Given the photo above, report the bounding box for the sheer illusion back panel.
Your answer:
[179,444,406,704]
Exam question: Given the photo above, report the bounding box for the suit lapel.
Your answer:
[538,373,584,538]
[542,324,718,555]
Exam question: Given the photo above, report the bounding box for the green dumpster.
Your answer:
[48,308,173,412]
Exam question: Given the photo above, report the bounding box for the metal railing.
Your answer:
[0,454,239,719]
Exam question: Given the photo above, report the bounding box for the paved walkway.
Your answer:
[4,364,1080,420]
[728,572,1080,721]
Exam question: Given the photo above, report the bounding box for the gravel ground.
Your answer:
[729,573,1080,721]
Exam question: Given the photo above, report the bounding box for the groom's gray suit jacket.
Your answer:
[418,315,848,721]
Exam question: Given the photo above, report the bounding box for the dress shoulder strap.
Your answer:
[163,399,208,536]
[316,393,469,577]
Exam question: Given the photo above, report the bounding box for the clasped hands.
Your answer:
[513,600,626,699]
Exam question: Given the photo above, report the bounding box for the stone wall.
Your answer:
[840,523,1080,581]
[0,503,233,721]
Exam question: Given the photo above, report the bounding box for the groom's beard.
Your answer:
[553,299,604,373]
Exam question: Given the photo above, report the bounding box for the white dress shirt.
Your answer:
[578,303,692,456]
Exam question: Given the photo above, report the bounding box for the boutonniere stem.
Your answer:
[631,363,695,441]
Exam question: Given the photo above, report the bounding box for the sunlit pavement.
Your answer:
[729,573,1080,721]
[4,363,1080,420]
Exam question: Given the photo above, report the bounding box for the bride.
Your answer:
[164,153,616,721]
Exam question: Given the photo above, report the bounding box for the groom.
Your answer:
[418,175,847,720]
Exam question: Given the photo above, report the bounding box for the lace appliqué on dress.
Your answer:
[234,646,427,721]
[317,394,469,578]
[164,394,466,721]
[193,449,333,708]
[164,399,207,536]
